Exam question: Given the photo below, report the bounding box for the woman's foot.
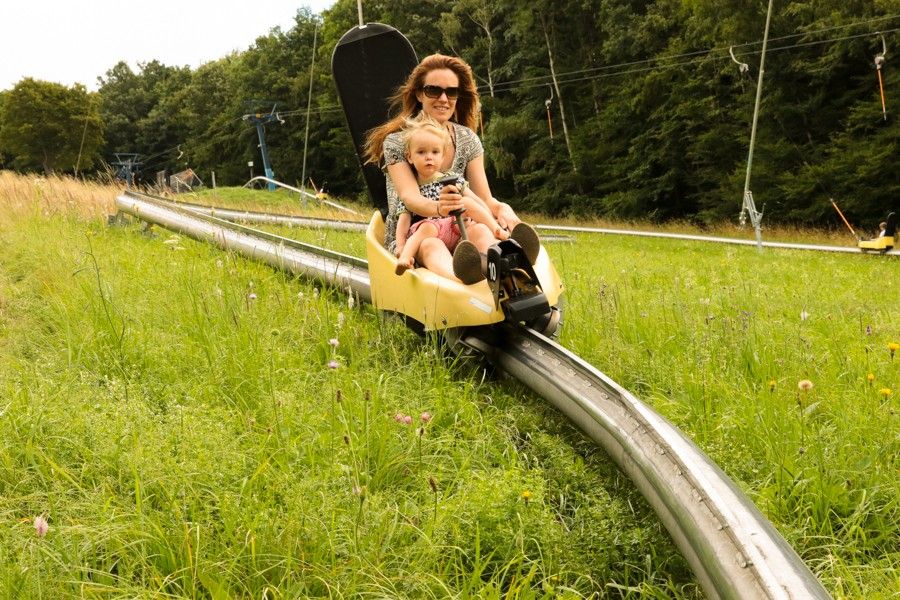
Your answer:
[452,240,485,284]
[510,223,540,265]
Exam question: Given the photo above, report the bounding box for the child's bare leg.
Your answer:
[466,223,498,254]
[461,196,507,240]
[396,222,439,275]
[417,237,457,280]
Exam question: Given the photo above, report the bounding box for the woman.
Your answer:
[365,54,533,282]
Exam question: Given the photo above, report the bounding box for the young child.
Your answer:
[394,117,508,276]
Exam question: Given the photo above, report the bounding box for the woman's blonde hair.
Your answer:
[364,54,480,165]
[401,113,451,158]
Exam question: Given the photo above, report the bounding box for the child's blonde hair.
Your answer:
[402,113,451,158]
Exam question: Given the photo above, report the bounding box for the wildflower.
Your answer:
[797,379,814,392]
[800,310,809,321]
[417,426,425,437]
[420,412,432,423]
[34,516,49,537]
[327,360,340,370]
[403,415,413,426]
[352,485,367,498]
[429,476,438,493]
[768,379,776,393]
[879,388,892,397]
[329,338,339,347]
[336,312,345,329]
[867,373,875,384]
[394,413,405,423]
[248,292,257,301]
[313,288,319,299]
[348,293,356,310]
[889,342,899,360]
[865,325,873,336]
[521,490,532,505]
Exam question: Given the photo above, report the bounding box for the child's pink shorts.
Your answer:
[408,216,462,252]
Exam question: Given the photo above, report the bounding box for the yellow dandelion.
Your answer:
[521,490,532,503]
[768,379,777,393]
[889,342,899,359]
[797,379,814,392]
[867,373,875,384]
[879,388,892,397]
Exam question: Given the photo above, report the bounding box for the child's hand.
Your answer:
[494,225,510,240]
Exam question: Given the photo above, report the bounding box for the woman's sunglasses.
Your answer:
[421,85,461,99]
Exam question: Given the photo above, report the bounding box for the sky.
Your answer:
[0,1,337,92]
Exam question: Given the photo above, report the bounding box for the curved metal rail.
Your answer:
[116,191,371,303]
[472,325,830,600]
[115,190,831,600]
[242,175,362,216]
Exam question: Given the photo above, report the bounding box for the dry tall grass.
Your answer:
[0,170,120,224]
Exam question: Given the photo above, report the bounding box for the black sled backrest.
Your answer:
[332,24,418,216]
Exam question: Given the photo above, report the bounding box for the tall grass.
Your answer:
[1,173,697,598]
[1,173,896,598]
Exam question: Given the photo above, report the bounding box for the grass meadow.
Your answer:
[0,173,897,599]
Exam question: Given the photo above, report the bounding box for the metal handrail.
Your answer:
[243,175,362,216]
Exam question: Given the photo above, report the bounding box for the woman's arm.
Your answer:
[464,154,521,230]
[387,161,464,218]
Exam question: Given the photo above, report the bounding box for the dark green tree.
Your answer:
[0,78,104,174]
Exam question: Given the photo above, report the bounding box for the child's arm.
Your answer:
[461,189,509,240]
[395,211,411,256]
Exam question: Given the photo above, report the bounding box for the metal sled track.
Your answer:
[115,189,830,600]
[536,223,899,256]
[162,198,369,231]
[473,325,830,600]
[164,200,893,256]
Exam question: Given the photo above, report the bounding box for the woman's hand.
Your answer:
[493,201,521,231]
[438,184,465,216]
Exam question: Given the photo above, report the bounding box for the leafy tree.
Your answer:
[4,0,894,223]
[97,60,192,180]
[0,78,104,174]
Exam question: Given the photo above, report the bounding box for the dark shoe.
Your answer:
[452,240,485,284]
[510,223,540,265]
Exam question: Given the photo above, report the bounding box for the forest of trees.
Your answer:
[0,0,897,226]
